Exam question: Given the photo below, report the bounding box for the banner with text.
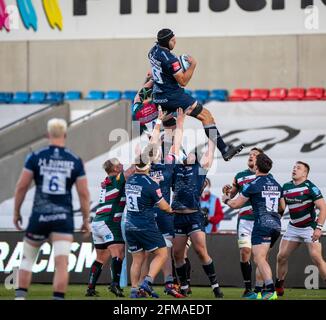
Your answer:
[1,0,326,40]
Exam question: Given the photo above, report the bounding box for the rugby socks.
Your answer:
[254,280,264,293]
[185,257,191,285]
[202,259,220,289]
[144,275,154,285]
[275,278,284,288]
[15,288,28,300]
[240,261,252,291]
[203,124,227,154]
[171,254,179,284]
[88,260,103,289]
[111,257,123,284]
[53,292,65,300]
[265,279,275,292]
[164,274,174,285]
[176,263,189,289]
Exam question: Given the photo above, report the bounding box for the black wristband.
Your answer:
[224,198,230,205]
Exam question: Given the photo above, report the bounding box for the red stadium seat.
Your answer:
[229,89,250,101]
[302,87,325,100]
[284,88,305,100]
[266,88,287,101]
[321,91,326,100]
[248,89,269,101]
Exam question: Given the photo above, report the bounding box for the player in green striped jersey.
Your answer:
[86,158,135,297]
[276,161,326,296]
[222,147,264,298]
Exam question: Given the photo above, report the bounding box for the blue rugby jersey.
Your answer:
[24,145,85,216]
[241,174,282,230]
[172,163,207,211]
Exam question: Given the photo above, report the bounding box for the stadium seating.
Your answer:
[104,90,122,100]
[45,91,64,103]
[11,92,30,104]
[208,89,228,102]
[248,89,269,101]
[122,90,138,100]
[302,87,325,100]
[85,90,105,100]
[29,91,46,104]
[266,88,288,101]
[284,87,305,100]
[192,90,210,104]
[64,91,82,100]
[229,89,250,101]
[0,92,13,103]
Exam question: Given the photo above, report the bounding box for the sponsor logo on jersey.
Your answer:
[172,61,181,72]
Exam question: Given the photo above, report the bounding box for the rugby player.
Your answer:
[125,148,174,298]
[149,108,186,298]
[172,139,224,298]
[13,118,90,300]
[276,161,326,296]
[223,153,284,300]
[222,148,265,297]
[86,159,135,297]
[148,28,244,161]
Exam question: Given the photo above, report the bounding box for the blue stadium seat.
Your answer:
[64,91,82,100]
[0,92,13,103]
[29,91,47,104]
[46,91,64,103]
[208,89,228,102]
[122,90,138,100]
[85,90,105,100]
[11,92,30,104]
[104,90,122,100]
[193,90,210,104]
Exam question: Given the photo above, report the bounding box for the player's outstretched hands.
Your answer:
[13,211,23,231]
[222,184,232,195]
[187,55,197,67]
[157,105,167,122]
[176,108,185,127]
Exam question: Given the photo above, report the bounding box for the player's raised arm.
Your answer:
[200,138,216,171]
[149,106,166,145]
[169,108,185,158]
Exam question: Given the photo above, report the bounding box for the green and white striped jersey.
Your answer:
[283,180,323,228]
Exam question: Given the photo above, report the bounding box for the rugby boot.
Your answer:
[85,288,100,297]
[164,283,185,298]
[139,280,159,298]
[222,144,244,161]
[109,283,125,297]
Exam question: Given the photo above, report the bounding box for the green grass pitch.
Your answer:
[0,285,325,300]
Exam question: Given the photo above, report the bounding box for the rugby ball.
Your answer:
[179,54,191,72]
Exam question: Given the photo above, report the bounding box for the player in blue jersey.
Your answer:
[13,118,90,300]
[125,149,174,298]
[172,139,224,298]
[148,107,186,298]
[148,28,244,162]
[222,153,285,300]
